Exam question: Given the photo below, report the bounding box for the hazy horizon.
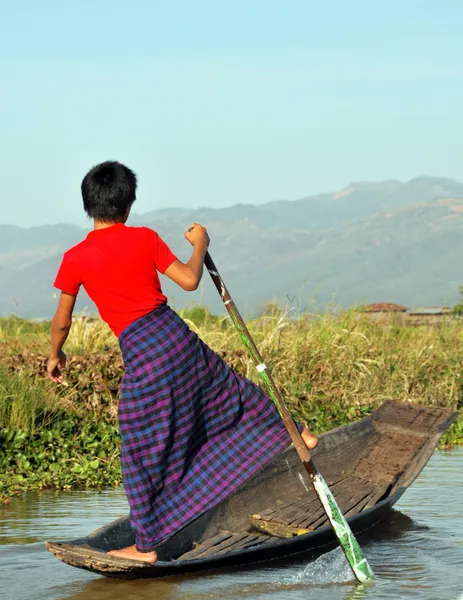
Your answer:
[2,174,460,230]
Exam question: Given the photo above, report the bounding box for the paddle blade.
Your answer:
[310,469,375,582]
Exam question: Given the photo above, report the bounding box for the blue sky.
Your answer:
[1,0,462,226]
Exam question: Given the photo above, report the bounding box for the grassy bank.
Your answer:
[1,308,462,502]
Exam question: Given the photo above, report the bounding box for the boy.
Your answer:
[48,161,318,563]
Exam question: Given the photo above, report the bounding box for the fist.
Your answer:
[185,223,210,248]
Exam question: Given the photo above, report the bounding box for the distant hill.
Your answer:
[1,176,463,319]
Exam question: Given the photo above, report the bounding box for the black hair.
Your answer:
[81,161,137,221]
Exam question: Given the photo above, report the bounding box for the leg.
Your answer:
[108,545,157,563]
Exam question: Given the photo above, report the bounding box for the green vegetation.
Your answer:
[1,307,462,503]
[0,314,51,338]
[0,333,122,502]
[452,285,463,316]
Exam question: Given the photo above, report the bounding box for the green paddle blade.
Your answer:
[310,470,375,582]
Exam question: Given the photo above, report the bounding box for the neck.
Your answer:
[93,220,124,231]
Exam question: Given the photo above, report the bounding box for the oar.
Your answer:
[204,252,374,583]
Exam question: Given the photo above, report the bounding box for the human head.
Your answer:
[81,161,137,222]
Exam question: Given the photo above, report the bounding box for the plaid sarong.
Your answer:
[118,304,295,551]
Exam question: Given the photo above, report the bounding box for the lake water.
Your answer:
[1,448,463,600]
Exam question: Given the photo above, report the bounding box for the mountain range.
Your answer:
[2,176,463,319]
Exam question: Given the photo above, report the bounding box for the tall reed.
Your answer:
[1,308,462,430]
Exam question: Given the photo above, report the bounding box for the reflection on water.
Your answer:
[1,449,463,600]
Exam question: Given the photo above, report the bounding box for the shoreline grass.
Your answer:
[1,307,462,502]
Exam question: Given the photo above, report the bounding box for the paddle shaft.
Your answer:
[204,256,313,465]
[204,252,374,583]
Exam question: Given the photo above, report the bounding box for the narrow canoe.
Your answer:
[46,400,457,579]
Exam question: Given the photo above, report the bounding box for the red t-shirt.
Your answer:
[54,223,177,337]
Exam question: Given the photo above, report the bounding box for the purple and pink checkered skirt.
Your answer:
[118,304,295,551]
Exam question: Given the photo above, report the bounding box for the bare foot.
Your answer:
[301,427,318,450]
[107,544,157,563]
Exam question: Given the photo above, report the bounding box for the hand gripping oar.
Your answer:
[204,252,374,583]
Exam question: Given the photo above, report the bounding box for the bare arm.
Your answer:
[47,292,76,382]
[164,223,209,291]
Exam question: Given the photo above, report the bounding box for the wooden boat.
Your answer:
[46,400,457,579]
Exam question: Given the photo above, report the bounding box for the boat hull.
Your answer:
[46,400,457,578]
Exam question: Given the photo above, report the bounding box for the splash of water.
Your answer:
[287,547,357,585]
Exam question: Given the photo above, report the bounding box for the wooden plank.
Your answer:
[255,476,346,519]
[344,488,380,518]
[178,532,234,560]
[304,482,370,529]
[274,496,319,522]
[305,482,375,528]
[281,479,375,529]
[298,504,327,528]
[199,533,250,558]
[246,474,388,542]
[334,486,367,515]
[249,476,373,534]
[305,513,329,530]
[291,486,376,531]
[258,493,317,519]
[214,534,268,556]
[363,481,391,509]
[288,478,361,528]
[257,497,304,518]
[274,477,350,524]
[179,531,272,560]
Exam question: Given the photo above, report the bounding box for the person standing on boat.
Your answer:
[47,161,319,563]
